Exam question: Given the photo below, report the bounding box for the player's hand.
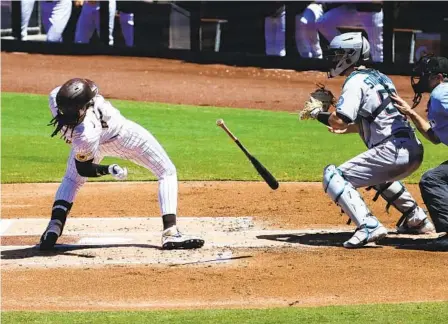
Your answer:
[74,0,84,7]
[391,93,413,116]
[327,126,348,134]
[108,164,128,180]
[327,123,359,134]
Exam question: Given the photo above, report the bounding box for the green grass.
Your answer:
[2,302,447,324]
[2,92,448,183]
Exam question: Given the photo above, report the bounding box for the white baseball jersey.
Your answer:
[49,87,178,216]
[49,86,125,161]
[336,69,413,148]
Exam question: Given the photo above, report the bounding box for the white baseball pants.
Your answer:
[40,0,72,42]
[338,136,423,212]
[55,120,178,216]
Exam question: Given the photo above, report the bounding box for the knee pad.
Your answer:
[323,164,345,202]
[323,165,371,228]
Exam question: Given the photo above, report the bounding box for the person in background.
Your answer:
[116,0,134,47]
[264,2,286,56]
[21,0,72,42]
[317,1,384,62]
[295,1,324,59]
[74,0,116,45]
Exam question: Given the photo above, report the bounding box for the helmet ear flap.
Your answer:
[361,36,371,61]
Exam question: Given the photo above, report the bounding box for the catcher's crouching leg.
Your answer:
[370,182,435,234]
[39,200,73,250]
[323,165,387,248]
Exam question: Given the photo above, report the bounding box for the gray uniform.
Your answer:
[335,68,427,226]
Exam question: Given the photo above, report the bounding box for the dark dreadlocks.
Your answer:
[49,78,98,139]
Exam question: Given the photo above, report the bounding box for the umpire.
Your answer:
[391,55,448,247]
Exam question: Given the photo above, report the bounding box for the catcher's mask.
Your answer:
[324,32,370,78]
[411,54,448,108]
[49,78,98,138]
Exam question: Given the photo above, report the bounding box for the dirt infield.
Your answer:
[1,53,446,311]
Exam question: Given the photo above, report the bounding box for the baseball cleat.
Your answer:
[343,222,388,249]
[161,226,205,250]
[39,219,63,251]
[396,218,436,235]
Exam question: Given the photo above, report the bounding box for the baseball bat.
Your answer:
[216,119,279,190]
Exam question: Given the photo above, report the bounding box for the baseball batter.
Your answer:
[302,33,434,248]
[39,78,204,250]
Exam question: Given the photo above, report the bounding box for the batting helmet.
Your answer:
[324,32,371,78]
[49,78,98,138]
[56,78,97,118]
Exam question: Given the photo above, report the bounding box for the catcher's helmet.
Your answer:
[324,32,370,78]
[411,54,448,107]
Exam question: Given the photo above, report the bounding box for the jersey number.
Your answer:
[377,89,397,114]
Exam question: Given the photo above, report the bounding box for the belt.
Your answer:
[372,130,413,147]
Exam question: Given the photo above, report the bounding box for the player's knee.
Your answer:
[160,164,177,180]
[420,169,438,185]
[62,175,86,189]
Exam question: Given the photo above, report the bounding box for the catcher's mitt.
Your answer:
[299,83,336,120]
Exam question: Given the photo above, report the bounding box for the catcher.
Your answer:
[301,32,435,248]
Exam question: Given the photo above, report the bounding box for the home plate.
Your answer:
[0,217,322,269]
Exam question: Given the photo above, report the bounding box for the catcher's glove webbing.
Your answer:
[299,84,336,120]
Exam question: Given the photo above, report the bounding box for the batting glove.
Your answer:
[108,164,128,180]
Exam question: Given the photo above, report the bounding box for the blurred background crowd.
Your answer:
[1,1,448,64]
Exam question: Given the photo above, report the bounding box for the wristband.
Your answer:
[317,111,331,126]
